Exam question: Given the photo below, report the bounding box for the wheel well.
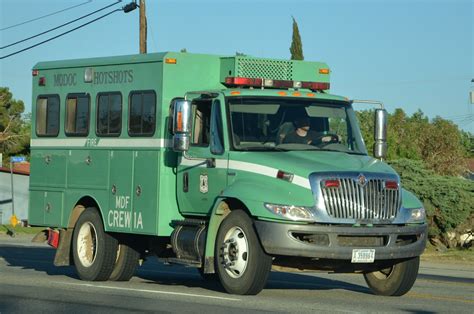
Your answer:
[222,198,253,217]
[67,196,101,228]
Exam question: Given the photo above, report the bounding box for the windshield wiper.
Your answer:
[237,146,289,152]
[304,148,366,155]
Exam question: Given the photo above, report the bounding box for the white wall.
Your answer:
[0,172,29,225]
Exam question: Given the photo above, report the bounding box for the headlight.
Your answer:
[264,203,314,221]
[407,207,426,223]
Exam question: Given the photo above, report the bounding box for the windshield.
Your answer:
[228,97,367,154]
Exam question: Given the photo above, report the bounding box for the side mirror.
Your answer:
[373,109,387,159]
[172,99,192,152]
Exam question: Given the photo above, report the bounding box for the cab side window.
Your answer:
[191,100,212,146]
[129,90,156,136]
[36,95,60,136]
[97,92,122,136]
[65,93,90,136]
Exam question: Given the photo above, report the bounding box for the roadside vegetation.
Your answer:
[0,87,30,166]
[357,110,473,250]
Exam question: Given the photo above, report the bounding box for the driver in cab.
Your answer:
[283,117,338,145]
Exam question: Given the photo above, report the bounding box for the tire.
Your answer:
[215,210,272,295]
[109,241,140,281]
[363,257,420,296]
[72,208,118,281]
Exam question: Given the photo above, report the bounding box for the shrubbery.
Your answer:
[390,159,474,241]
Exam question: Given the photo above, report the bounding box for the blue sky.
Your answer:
[1,0,472,132]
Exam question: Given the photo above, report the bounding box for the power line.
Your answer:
[0,9,122,60]
[0,0,93,31]
[1,1,122,50]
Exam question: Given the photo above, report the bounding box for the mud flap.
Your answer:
[53,228,74,266]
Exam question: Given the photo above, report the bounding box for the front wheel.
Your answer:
[363,257,420,296]
[216,210,272,295]
[72,208,118,281]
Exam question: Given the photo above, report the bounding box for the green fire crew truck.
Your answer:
[29,52,427,296]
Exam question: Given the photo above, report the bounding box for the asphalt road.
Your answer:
[0,234,473,313]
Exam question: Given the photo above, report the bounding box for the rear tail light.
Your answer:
[47,229,60,248]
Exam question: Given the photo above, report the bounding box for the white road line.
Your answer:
[54,281,241,301]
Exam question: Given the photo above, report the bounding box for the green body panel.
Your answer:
[401,189,423,209]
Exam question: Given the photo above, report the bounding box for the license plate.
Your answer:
[351,249,375,263]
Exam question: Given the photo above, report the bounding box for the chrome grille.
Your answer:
[321,178,400,220]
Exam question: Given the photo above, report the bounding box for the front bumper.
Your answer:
[254,220,427,260]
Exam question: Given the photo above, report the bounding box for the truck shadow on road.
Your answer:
[0,245,78,279]
[1,244,371,294]
[136,259,372,294]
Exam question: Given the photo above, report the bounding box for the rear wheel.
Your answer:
[216,210,272,295]
[109,241,140,281]
[364,257,420,296]
[72,208,118,281]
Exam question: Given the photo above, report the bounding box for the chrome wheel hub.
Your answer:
[221,227,249,278]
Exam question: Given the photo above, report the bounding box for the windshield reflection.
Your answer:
[228,97,367,155]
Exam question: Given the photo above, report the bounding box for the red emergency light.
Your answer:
[324,179,340,188]
[224,76,330,91]
[385,180,399,190]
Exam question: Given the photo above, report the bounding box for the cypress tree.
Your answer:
[290,17,304,60]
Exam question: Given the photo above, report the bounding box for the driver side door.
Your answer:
[176,96,228,216]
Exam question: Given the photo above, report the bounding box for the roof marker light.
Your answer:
[165,58,177,64]
[292,92,301,96]
[32,69,39,76]
[307,93,315,97]
[230,91,241,95]
[319,68,330,74]
[277,91,287,96]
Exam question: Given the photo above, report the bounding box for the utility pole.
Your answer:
[139,0,147,54]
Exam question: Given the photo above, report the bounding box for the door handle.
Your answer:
[183,172,189,192]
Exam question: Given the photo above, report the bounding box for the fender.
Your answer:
[202,178,313,273]
[401,188,423,209]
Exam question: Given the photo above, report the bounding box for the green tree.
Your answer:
[420,117,467,176]
[0,87,30,164]
[356,108,469,176]
[290,17,304,60]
